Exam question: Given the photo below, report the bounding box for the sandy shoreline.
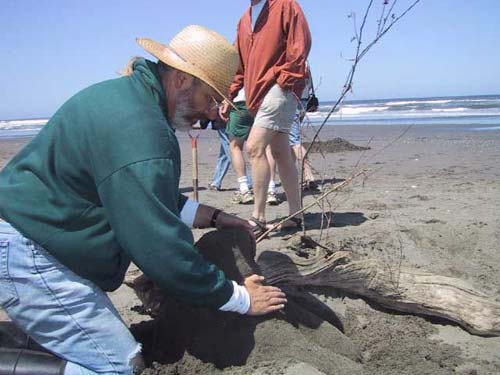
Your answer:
[1,124,500,374]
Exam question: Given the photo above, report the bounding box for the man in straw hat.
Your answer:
[0,25,286,375]
[220,0,312,236]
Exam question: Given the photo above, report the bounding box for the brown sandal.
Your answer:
[249,216,268,238]
[279,217,303,232]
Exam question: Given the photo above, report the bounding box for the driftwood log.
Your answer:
[128,229,500,337]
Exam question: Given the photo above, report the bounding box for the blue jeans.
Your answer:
[211,129,253,189]
[0,221,141,375]
[289,117,301,146]
[210,129,231,189]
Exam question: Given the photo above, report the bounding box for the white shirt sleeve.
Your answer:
[233,87,246,102]
[219,281,251,314]
[179,199,199,228]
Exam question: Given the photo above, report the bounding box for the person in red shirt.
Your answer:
[221,0,312,234]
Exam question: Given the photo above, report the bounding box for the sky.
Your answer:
[0,0,499,120]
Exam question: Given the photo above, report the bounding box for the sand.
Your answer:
[1,123,499,374]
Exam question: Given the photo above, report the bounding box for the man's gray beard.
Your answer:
[171,88,195,131]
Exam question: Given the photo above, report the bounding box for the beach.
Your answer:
[1,123,500,374]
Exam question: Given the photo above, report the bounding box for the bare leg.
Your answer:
[247,127,275,222]
[266,145,277,190]
[270,133,301,216]
[230,138,247,180]
[292,144,315,182]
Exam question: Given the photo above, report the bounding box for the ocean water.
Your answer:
[0,118,49,138]
[307,94,500,131]
[1,94,499,139]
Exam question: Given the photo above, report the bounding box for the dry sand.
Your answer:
[1,123,499,374]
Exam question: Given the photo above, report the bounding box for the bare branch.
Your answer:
[358,0,422,61]
[381,0,399,32]
[291,0,422,247]
[376,2,387,37]
[301,0,421,167]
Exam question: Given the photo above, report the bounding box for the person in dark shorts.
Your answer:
[226,90,255,204]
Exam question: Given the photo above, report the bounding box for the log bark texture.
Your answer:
[128,230,500,337]
[259,247,500,336]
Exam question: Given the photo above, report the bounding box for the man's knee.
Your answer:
[269,146,285,160]
[246,141,267,160]
[270,135,293,162]
[230,138,244,150]
[269,143,293,162]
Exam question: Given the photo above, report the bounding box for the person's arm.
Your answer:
[178,197,198,228]
[191,203,254,234]
[221,26,246,121]
[274,1,312,92]
[228,25,245,100]
[98,158,285,313]
[228,65,244,102]
[98,158,232,308]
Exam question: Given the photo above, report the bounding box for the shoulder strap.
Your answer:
[306,60,315,96]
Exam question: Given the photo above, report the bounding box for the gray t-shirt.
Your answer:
[251,0,267,30]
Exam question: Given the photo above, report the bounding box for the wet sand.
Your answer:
[1,123,500,374]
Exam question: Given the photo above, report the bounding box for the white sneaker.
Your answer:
[266,191,279,205]
[208,184,221,191]
[231,190,254,204]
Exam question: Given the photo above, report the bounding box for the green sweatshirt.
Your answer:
[0,59,232,308]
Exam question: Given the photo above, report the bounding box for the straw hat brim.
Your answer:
[137,38,237,111]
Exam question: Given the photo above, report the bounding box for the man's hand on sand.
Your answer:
[244,275,287,316]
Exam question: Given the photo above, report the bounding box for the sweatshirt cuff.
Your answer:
[218,281,250,314]
[180,199,199,228]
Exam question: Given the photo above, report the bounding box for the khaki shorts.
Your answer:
[254,84,297,133]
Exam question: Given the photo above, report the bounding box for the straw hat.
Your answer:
[137,25,239,108]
